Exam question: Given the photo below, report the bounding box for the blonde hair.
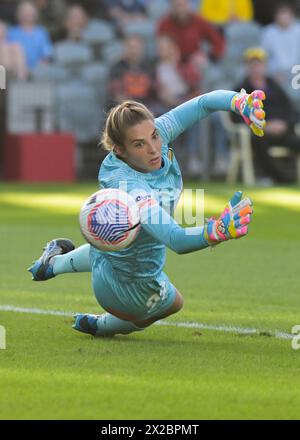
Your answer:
[101,101,154,152]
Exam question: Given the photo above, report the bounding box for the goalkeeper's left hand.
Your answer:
[204,191,253,246]
[231,89,266,137]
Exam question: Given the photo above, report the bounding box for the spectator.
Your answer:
[232,47,300,183]
[62,4,89,42]
[156,35,201,110]
[0,20,28,80]
[107,34,156,110]
[200,0,254,25]
[7,1,53,71]
[33,0,67,42]
[261,3,300,88]
[252,0,297,25]
[157,0,225,64]
[155,35,203,176]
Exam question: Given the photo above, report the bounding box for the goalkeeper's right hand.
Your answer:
[204,191,253,246]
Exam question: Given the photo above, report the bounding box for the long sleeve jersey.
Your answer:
[91,91,236,280]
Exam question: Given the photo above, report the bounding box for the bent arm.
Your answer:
[155,90,236,144]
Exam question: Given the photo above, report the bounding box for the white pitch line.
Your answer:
[0,304,293,340]
[0,305,71,317]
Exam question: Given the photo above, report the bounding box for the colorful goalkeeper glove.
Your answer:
[231,89,266,137]
[204,191,253,246]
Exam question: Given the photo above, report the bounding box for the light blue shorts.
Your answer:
[90,252,176,321]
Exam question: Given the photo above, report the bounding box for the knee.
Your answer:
[174,290,184,313]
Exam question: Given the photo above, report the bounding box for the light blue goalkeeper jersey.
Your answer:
[91,90,236,281]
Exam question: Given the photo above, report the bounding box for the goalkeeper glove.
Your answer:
[231,89,266,137]
[204,191,253,246]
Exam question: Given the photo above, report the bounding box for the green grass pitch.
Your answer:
[0,182,300,420]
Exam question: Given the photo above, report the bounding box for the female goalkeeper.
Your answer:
[29,89,265,337]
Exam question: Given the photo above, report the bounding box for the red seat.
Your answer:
[4,133,76,182]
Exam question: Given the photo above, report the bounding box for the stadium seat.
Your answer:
[4,133,75,182]
[80,62,109,101]
[223,21,262,85]
[7,81,55,134]
[80,62,109,85]
[56,80,103,143]
[225,21,262,54]
[122,19,157,58]
[54,42,93,71]
[83,19,115,46]
[32,64,70,83]
[221,112,300,184]
[201,61,233,91]
[147,0,170,19]
[122,19,156,39]
[221,112,255,185]
[102,40,124,65]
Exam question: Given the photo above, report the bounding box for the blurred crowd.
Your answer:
[1,0,300,183]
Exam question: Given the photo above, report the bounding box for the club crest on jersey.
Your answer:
[168,146,174,162]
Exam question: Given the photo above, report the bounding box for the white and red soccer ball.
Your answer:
[79,189,141,251]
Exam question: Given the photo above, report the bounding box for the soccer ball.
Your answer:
[79,188,141,251]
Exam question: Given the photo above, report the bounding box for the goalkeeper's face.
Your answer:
[116,119,163,173]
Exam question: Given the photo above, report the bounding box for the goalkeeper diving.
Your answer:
[28,89,266,337]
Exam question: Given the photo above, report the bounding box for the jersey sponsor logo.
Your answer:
[135,194,157,210]
[135,194,152,203]
[130,186,181,220]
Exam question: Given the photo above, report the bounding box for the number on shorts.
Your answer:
[146,294,160,311]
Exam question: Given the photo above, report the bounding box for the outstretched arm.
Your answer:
[134,190,253,255]
[155,89,266,143]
